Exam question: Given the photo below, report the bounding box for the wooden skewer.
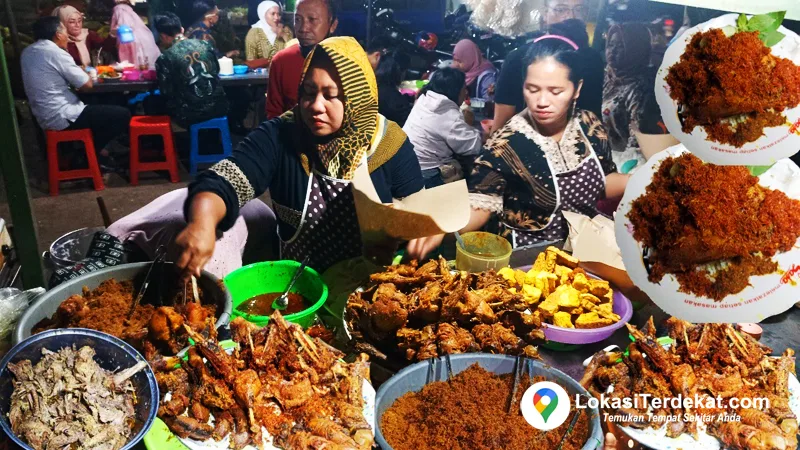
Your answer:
[191,275,200,304]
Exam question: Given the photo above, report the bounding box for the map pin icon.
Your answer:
[533,388,559,423]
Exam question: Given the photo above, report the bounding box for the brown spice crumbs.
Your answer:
[666,28,800,146]
[381,364,589,450]
[628,153,800,300]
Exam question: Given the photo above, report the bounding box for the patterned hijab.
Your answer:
[284,36,406,180]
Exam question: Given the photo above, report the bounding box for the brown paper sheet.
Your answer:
[351,162,470,241]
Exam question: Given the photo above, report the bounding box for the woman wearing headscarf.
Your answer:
[245,1,293,69]
[53,5,116,67]
[176,37,425,276]
[602,22,666,174]
[452,39,497,101]
[110,0,161,68]
[408,37,629,258]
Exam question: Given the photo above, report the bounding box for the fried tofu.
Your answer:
[522,284,542,304]
[498,267,516,284]
[532,252,548,272]
[572,272,590,293]
[514,270,527,288]
[535,272,558,297]
[537,299,559,317]
[553,284,580,308]
[575,312,614,329]
[595,303,621,322]
[547,246,579,269]
[588,279,611,297]
[580,293,601,304]
[553,311,574,328]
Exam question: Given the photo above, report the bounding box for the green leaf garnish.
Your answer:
[747,165,774,176]
[734,11,787,46]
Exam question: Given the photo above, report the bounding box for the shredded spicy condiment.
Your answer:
[628,153,800,300]
[666,28,800,146]
[380,364,590,450]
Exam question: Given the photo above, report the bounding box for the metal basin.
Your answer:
[0,328,159,450]
[48,227,106,269]
[374,353,604,450]
[13,262,232,345]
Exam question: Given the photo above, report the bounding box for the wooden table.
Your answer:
[86,72,269,94]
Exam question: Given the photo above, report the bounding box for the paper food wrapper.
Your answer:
[651,0,800,21]
[616,144,800,323]
[655,14,800,166]
[562,211,645,301]
[351,162,470,242]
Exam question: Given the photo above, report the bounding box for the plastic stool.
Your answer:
[189,116,232,175]
[46,129,105,196]
[129,115,180,185]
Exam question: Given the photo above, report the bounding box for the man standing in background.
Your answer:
[266,0,339,118]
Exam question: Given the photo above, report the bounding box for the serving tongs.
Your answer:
[508,355,528,413]
[555,395,586,450]
[128,245,168,318]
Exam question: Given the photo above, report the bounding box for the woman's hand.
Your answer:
[407,234,445,261]
[226,50,240,58]
[604,432,617,449]
[175,222,217,278]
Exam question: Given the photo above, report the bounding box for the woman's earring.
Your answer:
[570,99,577,118]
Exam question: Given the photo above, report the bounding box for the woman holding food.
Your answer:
[408,36,629,259]
[176,36,424,276]
[53,6,116,67]
[244,1,292,69]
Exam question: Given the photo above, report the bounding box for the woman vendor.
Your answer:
[408,36,629,259]
[176,36,425,277]
[53,6,116,67]
[245,1,293,69]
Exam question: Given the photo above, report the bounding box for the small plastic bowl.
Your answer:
[224,260,328,328]
[455,231,512,273]
[0,329,159,450]
[122,69,140,81]
[233,65,248,75]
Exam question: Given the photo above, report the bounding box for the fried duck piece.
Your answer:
[149,306,185,354]
[385,260,418,276]
[768,349,796,398]
[164,416,214,441]
[212,410,234,441]
[409,282,442,323]
[369,285,409,333]
[627,323,675,376]
[397,325,438,361]
[436,322,478,355]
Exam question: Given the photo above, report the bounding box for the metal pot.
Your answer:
[13,262,232,345]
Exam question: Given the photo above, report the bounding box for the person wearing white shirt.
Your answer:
[21,17,130,168]
[402,68,483,188]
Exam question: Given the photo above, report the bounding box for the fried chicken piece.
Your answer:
[413,260,440,278]
[148,306,185,354]
[459,290,497,324]
[230,407,252,450]
[410,282,442,323]
[212,410,234,441]
[471,323,523,354]
[55,294,89,324]
[369,296,408,333]
[306,417,361,448]
[436,323,478,355]
[190,400,211,423]
[159,392,190,417]
[385,260,418,277]
[711,421,789,450]
[274,375,314,409]
[704,366,744,399]
[768,349,796,398]
[369,272,423,285]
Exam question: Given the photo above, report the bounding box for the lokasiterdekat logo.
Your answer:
[780,264,800,285]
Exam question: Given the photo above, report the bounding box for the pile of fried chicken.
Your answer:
[581,318,798,450]
[34,279,218,360]
[152,313,373,450]
[346,257,543,362]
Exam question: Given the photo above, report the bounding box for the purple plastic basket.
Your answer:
[516,265,633,345]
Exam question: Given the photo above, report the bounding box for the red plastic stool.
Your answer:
[129,115,180,186]
[46,128,105,196]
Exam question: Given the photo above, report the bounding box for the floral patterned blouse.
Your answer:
[468,109,617,232]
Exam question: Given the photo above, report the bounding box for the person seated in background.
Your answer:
[22,17,130,172]
[452,39,497,101]
[603,22,672,175]
[111,0,160,68]
[245,1,293,69]
[403,68,482,189]
[365,35,393,70]
[266,0,339,118]
[375,50,413,126]
[54,5,116,67]
[185,0,240,58]
[154,13,229,128]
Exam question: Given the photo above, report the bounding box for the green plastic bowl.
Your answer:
[223,260,328,328]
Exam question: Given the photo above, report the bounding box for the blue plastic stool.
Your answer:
[189,116,232,174]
